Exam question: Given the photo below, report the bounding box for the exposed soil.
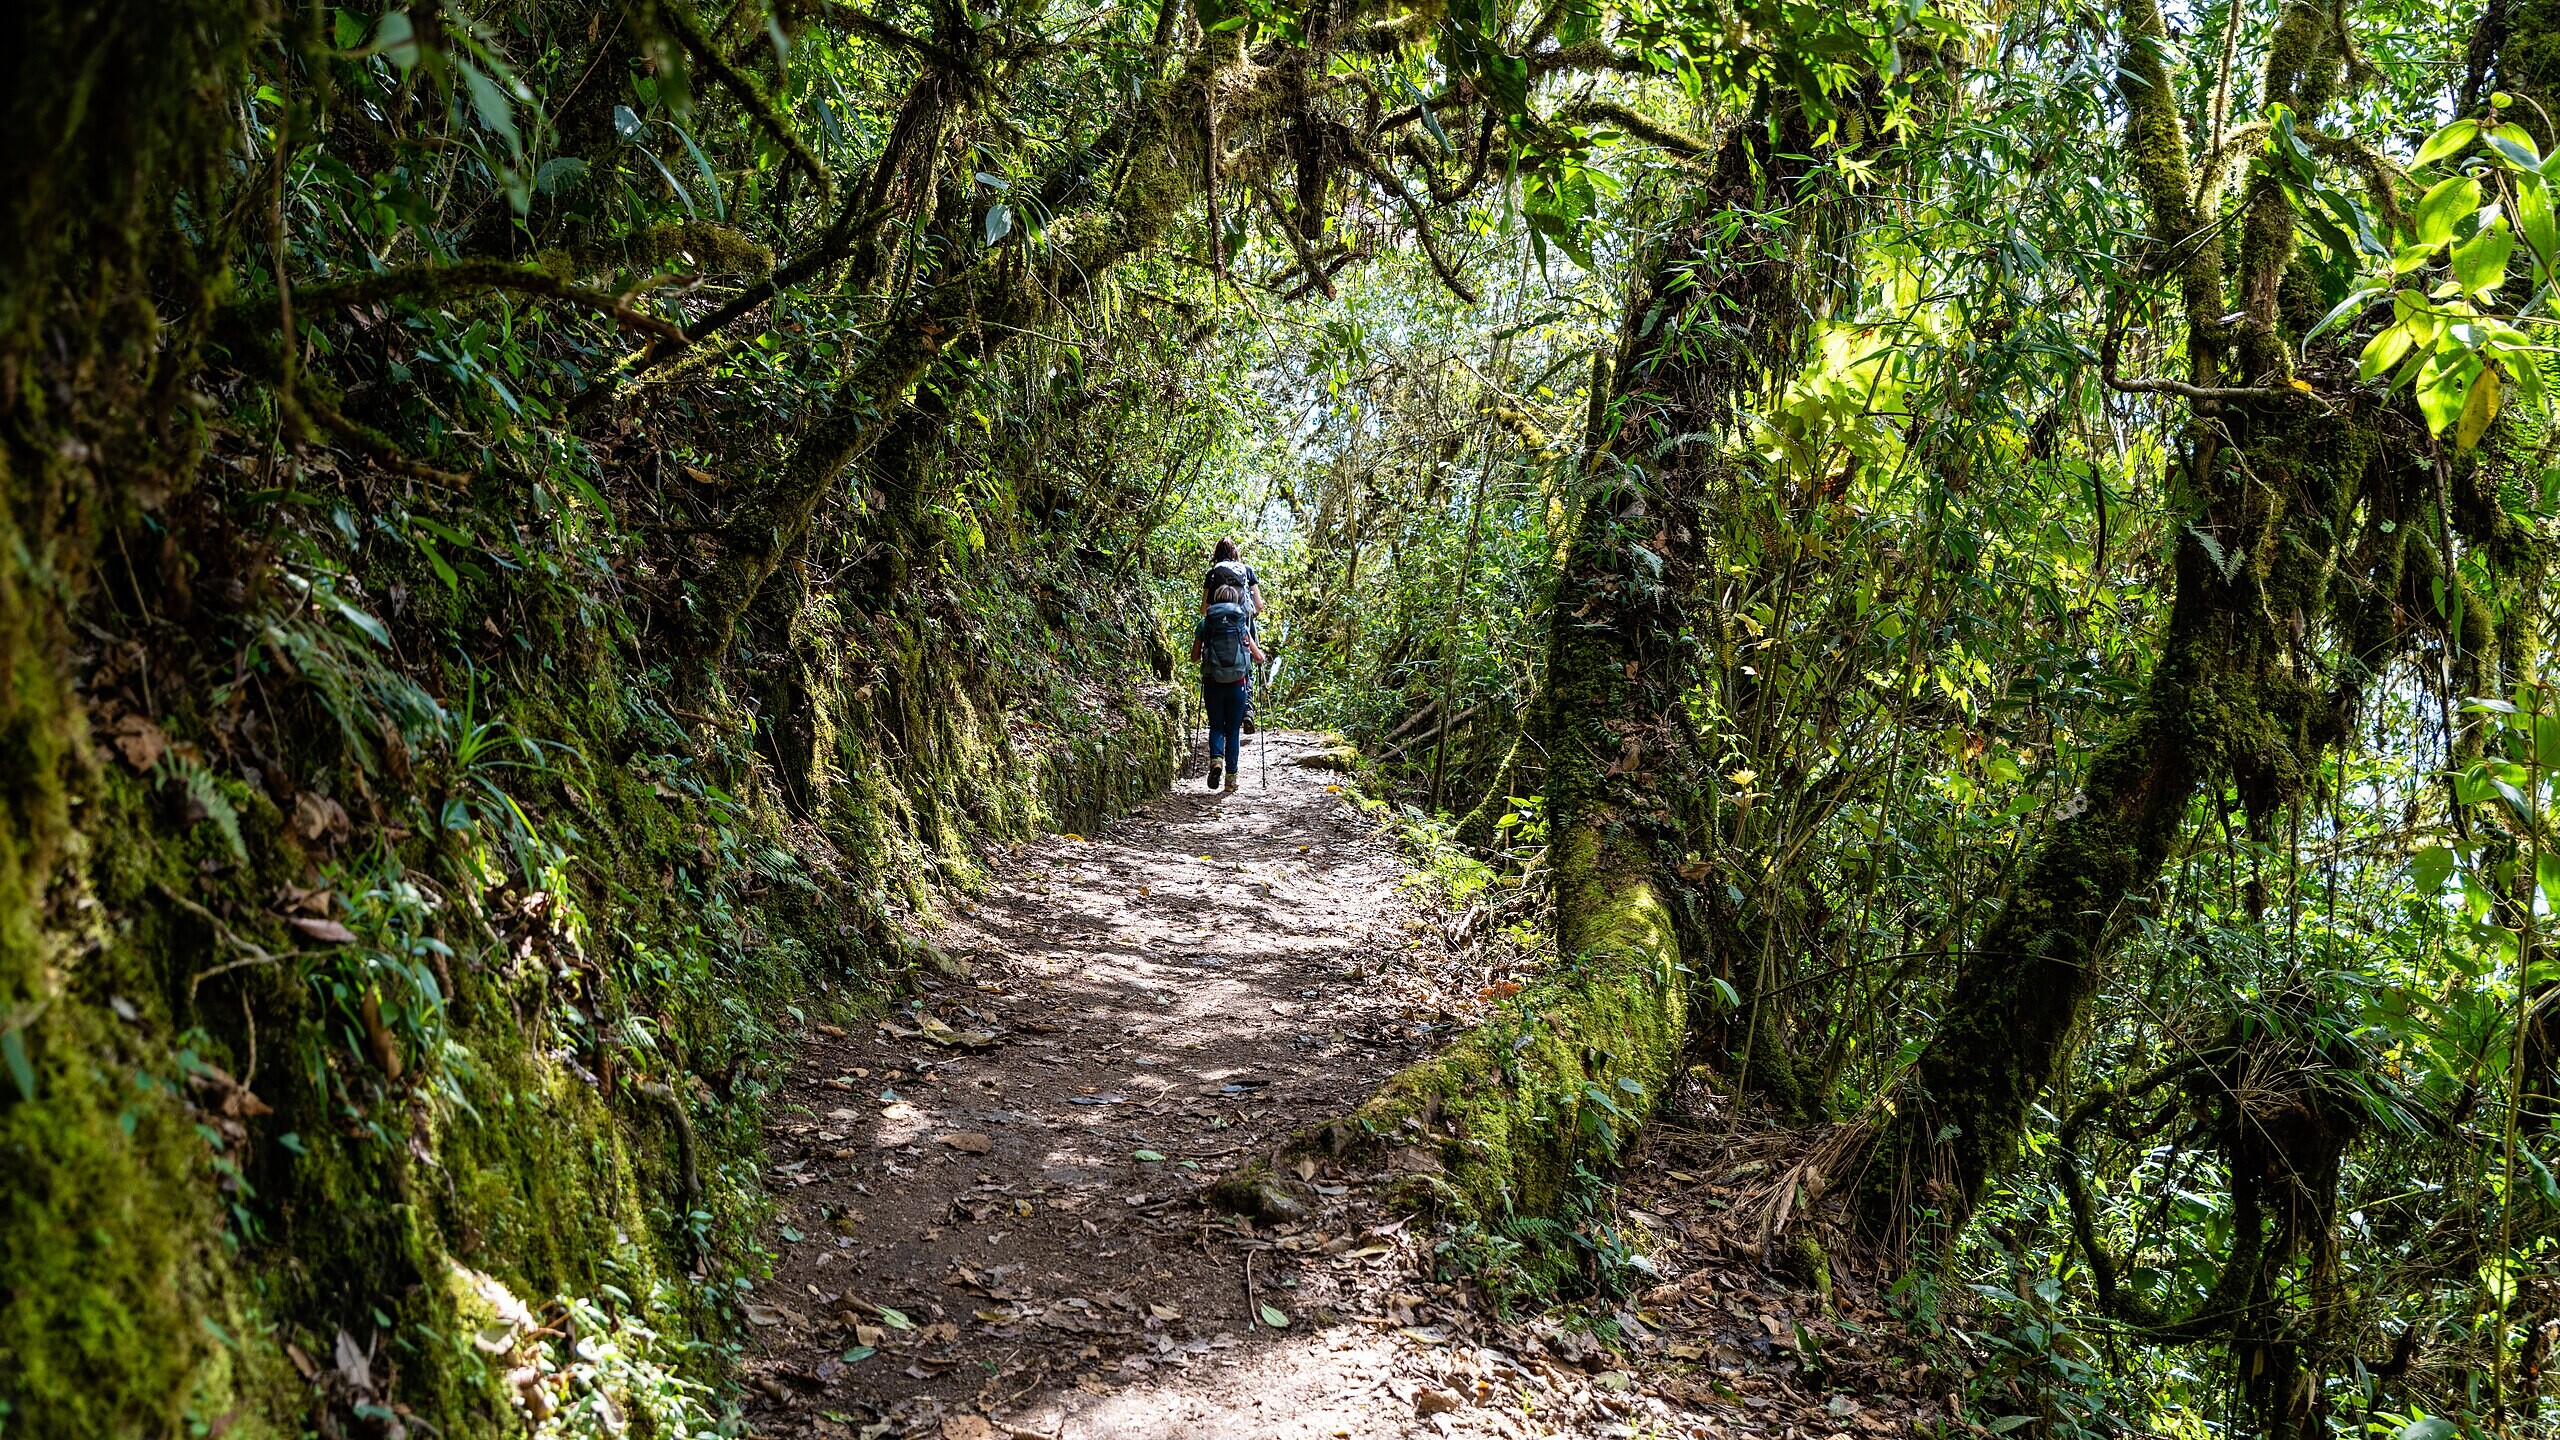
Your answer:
[738,731,1953,1440]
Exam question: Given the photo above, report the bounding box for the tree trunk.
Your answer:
[1875,0,2391,1239]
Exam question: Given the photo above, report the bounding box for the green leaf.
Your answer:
[876,1306,912,1330]
[2415,176,2481,247]
[2412,121,2478,169]
[370,12,419,70]
[457,58,521,155]
[330,597,392,647]
[1986,1417,2037,1436]
[613,104,645,142]
[2519,179,2556,267]
[1133,1149,1165,1161]
[2394,1418,2457,1440]
[2505,346,2548,409]
[984,202,1012,245]
[1258,1304,1290,1328]
[2537,851,2560,908]
[2487,123,2542,168]
[840,1345,876,1363]
[2417,351,2480,436]
[668,121,728,221]
[534,157,587,195]
[2411,844,2455,893]
[2451,224,2513,293]
[1,1027,34,1103]
[2304,286,2384,343]
[334,9,365,49]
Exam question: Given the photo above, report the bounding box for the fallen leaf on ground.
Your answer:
[111,715,167,770]
[291,915,358,944]
[1259,1304,1291,1328]
[938,1131,994,1154]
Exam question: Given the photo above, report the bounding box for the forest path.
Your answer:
[741,729,1520,1439]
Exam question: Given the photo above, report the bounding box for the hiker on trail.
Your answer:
[1191,582,1266,793]
[1201,539,1266,735]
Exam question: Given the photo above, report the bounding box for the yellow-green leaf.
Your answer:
[2416,350,2476,435]
[2456,363,2501,450]
[2414,121,2479,169]
[2519,179,2556,265]
[2415,175,2482,247]
[2505,346,2547,409]
[2487,122,2542,167]
[2358,324,2414,381]
[2452,224,2514,293]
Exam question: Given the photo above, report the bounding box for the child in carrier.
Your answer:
[1190,583,1266,792]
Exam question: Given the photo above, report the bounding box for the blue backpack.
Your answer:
[1200,601,1254,684]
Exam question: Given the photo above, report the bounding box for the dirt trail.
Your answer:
[739,730,1931,1440]
[743,730,1496,1439]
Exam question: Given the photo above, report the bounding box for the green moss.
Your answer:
[1370,861,1685,1219]
[0,1004,216,1439]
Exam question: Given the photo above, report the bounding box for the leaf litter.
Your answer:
[738,734,1931,1439]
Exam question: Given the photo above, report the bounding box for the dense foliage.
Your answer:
[0,0,2555,1432]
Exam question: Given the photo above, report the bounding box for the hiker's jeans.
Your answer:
[1203,679,1247,771]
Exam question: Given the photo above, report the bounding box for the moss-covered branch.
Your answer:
[658,0,833,200]
[217,260,689,347]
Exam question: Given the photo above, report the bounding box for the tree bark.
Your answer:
[1876,0,2385,1240]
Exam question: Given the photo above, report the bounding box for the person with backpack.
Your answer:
[1191,582,1266,792]
[1202,539,1265,734]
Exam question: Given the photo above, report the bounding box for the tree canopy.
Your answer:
[0,0,2556,1432]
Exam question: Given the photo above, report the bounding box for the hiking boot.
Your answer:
[1242,715,1258,734]
[1208,761,1224,791]
[1224,769,1239,792]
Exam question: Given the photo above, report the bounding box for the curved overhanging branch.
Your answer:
[678,27,1247,661]
[660,0,834,200]
[1340,139,1480,304]
[1551,99,1719,165]
[2052,1058,2263,1345]
[2101,327,2303,402]
[218,260,690,348]
[826,7,974,72]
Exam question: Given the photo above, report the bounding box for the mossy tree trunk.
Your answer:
[1881,0,2389,1238]
[1319,126,1856,1213]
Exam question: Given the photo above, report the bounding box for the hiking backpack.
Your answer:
[1205,559,1255,605]
[1200,601,1254,684]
